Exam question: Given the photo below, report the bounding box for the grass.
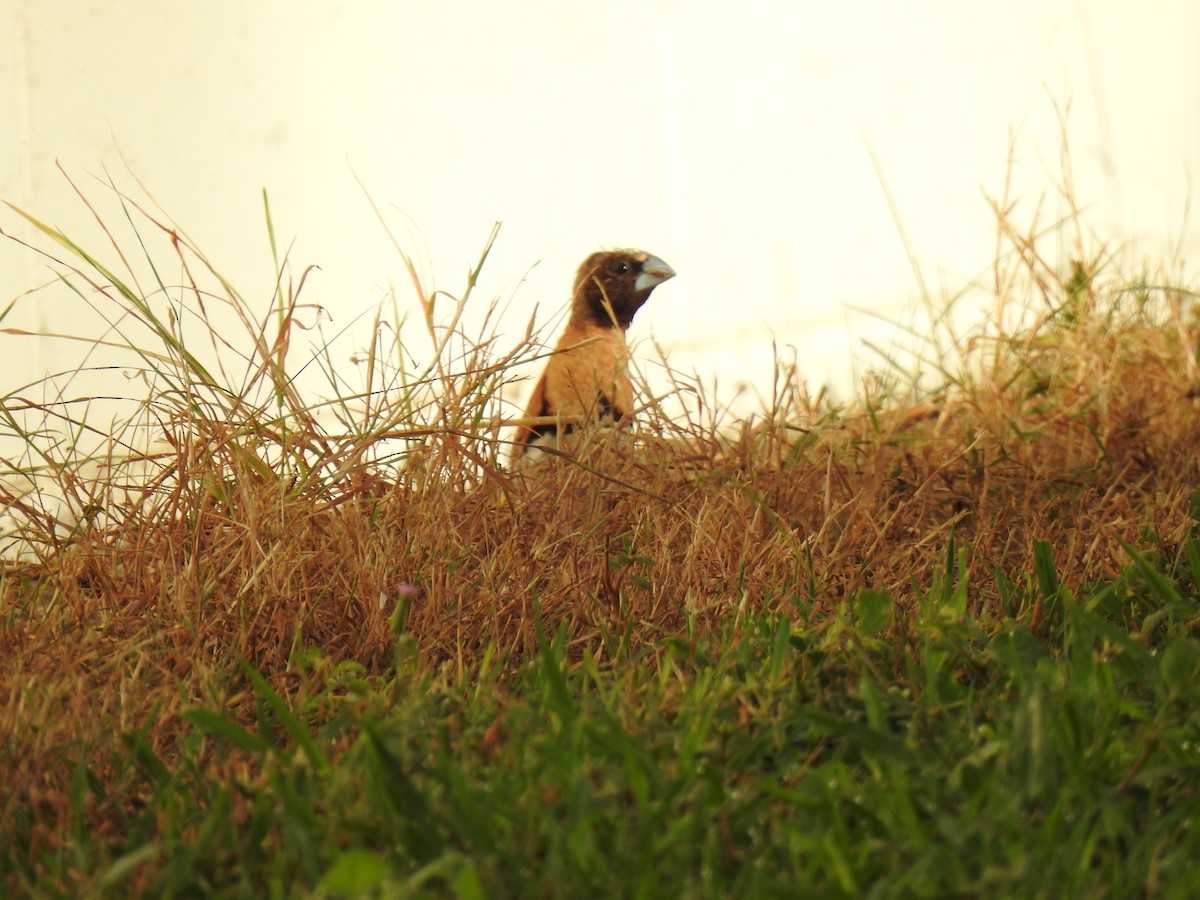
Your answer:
[1,164,1199,897]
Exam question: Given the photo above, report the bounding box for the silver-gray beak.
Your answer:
[634,254,676,292]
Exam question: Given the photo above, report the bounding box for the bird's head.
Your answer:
[571,249,675,329]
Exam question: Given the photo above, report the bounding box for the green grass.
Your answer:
[9,538,1200,897]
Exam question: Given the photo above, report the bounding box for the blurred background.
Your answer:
[2,0,1198,418]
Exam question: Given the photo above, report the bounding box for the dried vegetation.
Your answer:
[2,174,1198,873]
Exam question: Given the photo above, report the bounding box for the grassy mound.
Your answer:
[2,175,1199,896]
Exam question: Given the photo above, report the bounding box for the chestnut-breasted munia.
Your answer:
[511,249,675,463]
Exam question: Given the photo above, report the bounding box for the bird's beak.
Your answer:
[634,255,676,292]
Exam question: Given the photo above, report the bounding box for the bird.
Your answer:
[510,248,676,464]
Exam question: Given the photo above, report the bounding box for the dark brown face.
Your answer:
[571,249,676,328]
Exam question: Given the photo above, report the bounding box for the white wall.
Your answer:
[2,0,1198,418]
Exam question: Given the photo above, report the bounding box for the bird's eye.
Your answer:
[608,258,632,276]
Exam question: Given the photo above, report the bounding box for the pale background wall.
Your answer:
[2,0,1198,421]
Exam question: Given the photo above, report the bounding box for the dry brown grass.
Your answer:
[1,174,1199,869]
